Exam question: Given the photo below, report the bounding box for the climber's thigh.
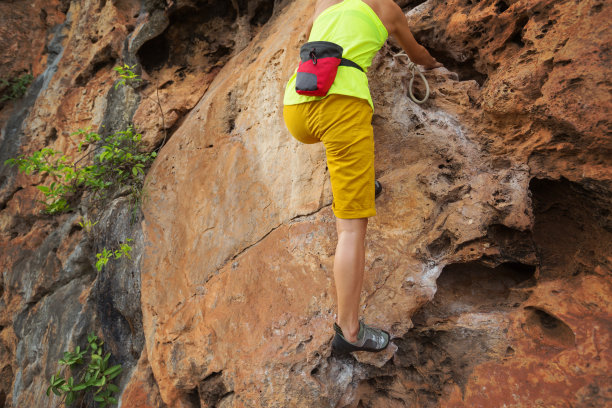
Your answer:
[318,95,376,219]
[283,103,320,144]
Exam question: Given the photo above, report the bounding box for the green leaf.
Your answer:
[107,383,119,393]
[103,365,122,376]
[72,383,88,391]
[93,376,106,387]
[66,391,75,404]
[94,395,106,402]
[108,396,118,404]
[51,387,62,396]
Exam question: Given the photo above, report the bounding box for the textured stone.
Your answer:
[121,345,165,408]
[1,0,147,406]
[0,0,610,407]
[142,0,611,406]
[0,0,65,85]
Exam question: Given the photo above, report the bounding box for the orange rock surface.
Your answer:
[0,0,610,407]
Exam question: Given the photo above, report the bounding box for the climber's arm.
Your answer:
[379,0,442,69]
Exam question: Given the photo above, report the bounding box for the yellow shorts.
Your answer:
[283,94,376,219]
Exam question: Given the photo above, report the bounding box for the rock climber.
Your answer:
[282,0,441,353]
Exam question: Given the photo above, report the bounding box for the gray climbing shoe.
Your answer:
[375,180,383,198]
[332,321,389,354]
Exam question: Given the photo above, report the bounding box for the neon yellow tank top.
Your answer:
[283,0,388,110]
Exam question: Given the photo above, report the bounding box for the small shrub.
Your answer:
[4,63,154,274]
[113,64,141,89]
[96,239,133,271]
[0,72,34,102]
[47,332,122,407]
[4,126,157,214]
[78,216,98,234]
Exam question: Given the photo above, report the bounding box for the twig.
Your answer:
[73,145,104,168]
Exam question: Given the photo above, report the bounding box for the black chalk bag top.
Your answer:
[295,41,363,97]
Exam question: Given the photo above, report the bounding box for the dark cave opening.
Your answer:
[198,371,233,407]
[495,0,510,14]
[486,224,538,262]
[413,260,535,325]
[427,48,488,86]
[137,34,170,72]
[524,307,576,348]
[171,1,237,26]
[137,1,238,73]
[186,387,202,408]
[426,231,453,258]
[507,15,529,48]
[530,177,612,279]
[234,0,248,14]
[250,0,275,26]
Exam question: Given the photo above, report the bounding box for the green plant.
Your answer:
[4,126,157,214]
[113,64,141,89]
[95,239,133,271]
[78,216,99,234]
[0,72,34,102]
[4,65,154,275]
[74,126,157,186]
[47,332,122,407]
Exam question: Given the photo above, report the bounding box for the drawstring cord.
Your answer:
[392,52,430,104]
[310,49,318,65]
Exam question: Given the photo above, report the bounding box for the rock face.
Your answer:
[0,0,610,407]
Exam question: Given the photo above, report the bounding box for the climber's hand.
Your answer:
[422,59,443,70]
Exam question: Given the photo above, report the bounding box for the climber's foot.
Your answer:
[332,321,389,354]
[375,180,383,199]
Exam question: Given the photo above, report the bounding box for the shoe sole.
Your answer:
[331,332,390,355]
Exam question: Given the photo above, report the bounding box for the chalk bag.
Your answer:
[296,41,363,97]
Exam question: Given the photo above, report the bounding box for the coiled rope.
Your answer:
[392,52,430,104]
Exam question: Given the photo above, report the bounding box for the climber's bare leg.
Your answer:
[334,217,368,343]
